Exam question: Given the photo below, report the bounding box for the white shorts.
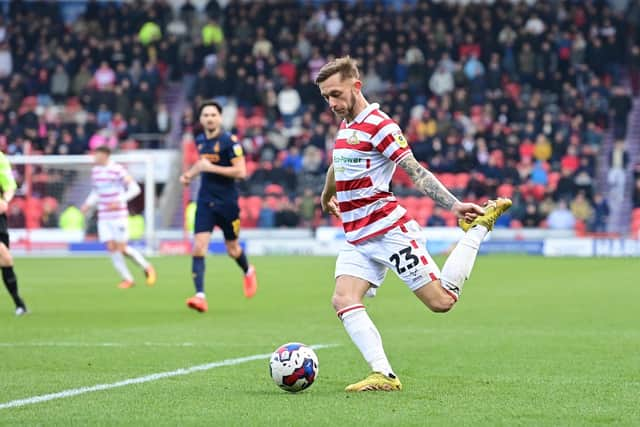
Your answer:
[98,218,129,243]
[334,220,441,293]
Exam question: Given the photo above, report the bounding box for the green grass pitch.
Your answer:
[1,255,639,426]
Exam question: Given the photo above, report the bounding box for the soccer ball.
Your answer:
[269,343,319,393]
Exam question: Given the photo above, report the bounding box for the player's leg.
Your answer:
[109,240,135,288]
[186,202,215,311]
[333,246,401,392]
[123,245,156,286]
[191,231,211,294]
[412,224,485,310]
[0,233,27,315]
[100,219,134,288]
[414,198,513,309]
[218,208,257,298]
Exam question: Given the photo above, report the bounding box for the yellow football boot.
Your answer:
[458,198,513,232]
[345,372,402,392]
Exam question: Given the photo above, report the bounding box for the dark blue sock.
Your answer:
[192,256,205,293]
[234,251,249,274]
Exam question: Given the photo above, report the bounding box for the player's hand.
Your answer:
[451,201,485,223]
[196,158,211,171]
[180,173,191,185]
[80,204,89,214]
[0,200,8,214]
[321,193,340,218]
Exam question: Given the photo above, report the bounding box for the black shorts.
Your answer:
[0,214,8,248]
[194,200,240,241]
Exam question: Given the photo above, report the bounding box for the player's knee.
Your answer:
[0,253,12,267]
[226,244,241,258]
[192,242,208,256]
[415,281,455,313]
[331,292,359,312]
[428,297,454,313]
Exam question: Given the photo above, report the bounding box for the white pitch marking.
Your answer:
[0,342,198,348]
[0,344,336,410]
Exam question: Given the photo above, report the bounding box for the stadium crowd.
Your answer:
[1,0,638,233]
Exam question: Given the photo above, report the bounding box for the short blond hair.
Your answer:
[314,56,360,85]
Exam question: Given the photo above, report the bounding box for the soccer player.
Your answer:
[179,101,257,313]
[316,56,512,392]
[81,146,156,288]
[0,152,27,315]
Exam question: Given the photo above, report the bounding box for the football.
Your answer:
[269,343,319,393]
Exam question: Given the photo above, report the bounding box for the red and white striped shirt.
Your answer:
[333,103,413,244]
[91,162,130,221]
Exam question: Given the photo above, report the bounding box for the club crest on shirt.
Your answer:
[214,142,220,153]
[392,130,408,148]
[347,131,359,145]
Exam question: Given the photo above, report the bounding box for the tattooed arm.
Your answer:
[398,153,485,219]
[398,154,459,210]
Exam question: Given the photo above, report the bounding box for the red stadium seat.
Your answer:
[246,196,262,220]
[455,173,471,190]
[497,183,514,198]
[437,173,456,189]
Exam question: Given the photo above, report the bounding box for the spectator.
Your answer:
[547,200,576,230]
[0,41,12,78]
[522,200,542,227]
[590,193,610,232]
[72,62,93,96]
[297,188,317,227]
[94,61,116,91]
[429,65,454,97]
[609,86,632,139]
[570,191,594,224]
[50,64,70,102]
[427,207,447,227]
[325,10,343,38]
[275,198,300,228]
[202,19,224,48]
[607,140,629,204]
[277,84,301,127]
[156,104,170,134]
[41,198,59,228]
[8,203,25,228]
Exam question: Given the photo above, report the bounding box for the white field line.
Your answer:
[0,343,336,410]
[0,342,200,347]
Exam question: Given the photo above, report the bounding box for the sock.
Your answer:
[111,252,134,282]
[440,225,487,299]
[2,266,24,308]
[234,250,249,274]
[192,256,205,294]
[337,304,395,377]
[124,245,150,270]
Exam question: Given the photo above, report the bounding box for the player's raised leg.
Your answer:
[124,245,156,286]
[0,239,27,315]
[414,198,512,309]
[187,231,210,312]
[109,241,135,289]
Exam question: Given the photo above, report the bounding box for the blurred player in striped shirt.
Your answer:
[316,56,512,392]
[81,146,156,289]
